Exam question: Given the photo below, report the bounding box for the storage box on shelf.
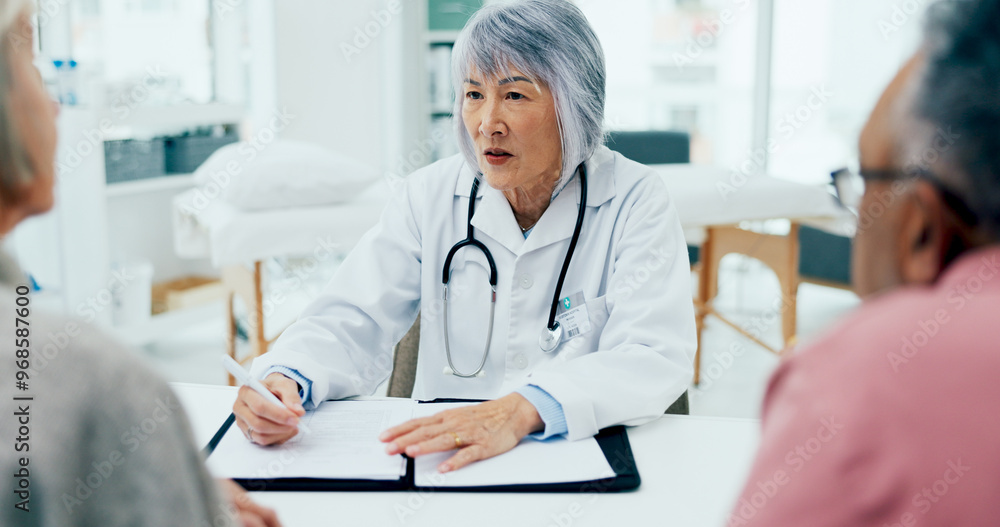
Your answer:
[164,128,240,174]
[104,138,166,184]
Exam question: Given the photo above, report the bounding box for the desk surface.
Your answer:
[172,382,759,527]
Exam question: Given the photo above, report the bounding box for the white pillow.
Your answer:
[193,140,380,210]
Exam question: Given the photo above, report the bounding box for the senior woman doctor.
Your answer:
[234,0,696,472]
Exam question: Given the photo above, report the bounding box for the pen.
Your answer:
[221,354,310,434]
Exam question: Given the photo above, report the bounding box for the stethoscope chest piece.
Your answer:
[538,322,562,353]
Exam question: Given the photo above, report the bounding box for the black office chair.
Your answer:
[605,130,691,164]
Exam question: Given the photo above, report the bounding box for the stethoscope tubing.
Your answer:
[441,164,587,376]
[546,164,587,332]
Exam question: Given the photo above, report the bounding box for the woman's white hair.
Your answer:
[452,0,606,195]
[0,0,34,199]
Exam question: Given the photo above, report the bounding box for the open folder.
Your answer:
[204,399,641,492]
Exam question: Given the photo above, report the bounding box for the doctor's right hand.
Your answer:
[232,373,306,446]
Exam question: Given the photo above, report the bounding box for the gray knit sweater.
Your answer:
[0,252,234,526]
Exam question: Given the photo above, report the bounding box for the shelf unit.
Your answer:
[105,174,196,198]
[7,0,276,354]
[420,0,492,163]
[9,106,237,336]
[101,103,245,139]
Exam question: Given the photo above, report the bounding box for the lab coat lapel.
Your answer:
[520,149,617,253]
[520,180,579,254]
[470,183,525,254]
[459,146,619,256]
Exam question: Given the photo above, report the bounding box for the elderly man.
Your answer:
[728,0,1000,525]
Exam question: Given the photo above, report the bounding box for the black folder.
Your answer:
[205,399,641,493]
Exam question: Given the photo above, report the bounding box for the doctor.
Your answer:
[234,0,696,473]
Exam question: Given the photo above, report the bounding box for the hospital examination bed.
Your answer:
[172,180,391,382]
[607,131,854,385]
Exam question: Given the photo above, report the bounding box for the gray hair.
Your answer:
[0,0,34,203]
[917,0,1000,240]
[451,0,606,192]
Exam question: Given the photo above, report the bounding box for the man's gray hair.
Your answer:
[917,0,1000,239]
[451,0,606,192]
[0,0,35,201]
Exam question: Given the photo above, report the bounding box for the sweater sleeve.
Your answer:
[63,330,236,527]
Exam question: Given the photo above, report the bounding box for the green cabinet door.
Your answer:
[428,0,485,31]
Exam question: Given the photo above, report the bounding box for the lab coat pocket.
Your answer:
[585,295,610,335]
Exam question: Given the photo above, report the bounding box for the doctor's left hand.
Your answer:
[379,393,544,472]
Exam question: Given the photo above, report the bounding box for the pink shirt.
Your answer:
[729,247,1000,526]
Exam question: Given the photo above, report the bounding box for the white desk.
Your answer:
[172,382,760,527]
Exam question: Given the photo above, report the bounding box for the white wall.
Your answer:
[272,0,421,172]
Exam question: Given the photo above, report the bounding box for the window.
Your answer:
[579,0,929,181]
[767,0,929,185]
[580,0,761,167]
[68,0,215,105]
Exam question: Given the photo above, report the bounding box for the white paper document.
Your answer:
[207,399,617,487]
[410,403,616,488]
[207,400,413,480]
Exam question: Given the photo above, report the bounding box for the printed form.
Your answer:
[207,400,414,480]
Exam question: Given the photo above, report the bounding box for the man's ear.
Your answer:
[897,182,949,285]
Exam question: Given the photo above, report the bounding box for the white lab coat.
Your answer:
[251,146,696,440]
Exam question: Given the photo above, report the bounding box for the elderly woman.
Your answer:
[0,1,279,524]
[237,0,695,471]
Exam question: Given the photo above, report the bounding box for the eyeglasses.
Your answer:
[831,167,979,227]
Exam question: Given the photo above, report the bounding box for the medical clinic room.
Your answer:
[3,0,1000,525]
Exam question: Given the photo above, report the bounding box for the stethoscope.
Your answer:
[441,163,588,378]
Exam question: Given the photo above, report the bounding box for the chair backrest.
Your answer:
[387,313,689,415]
[605,130,691,165]
[387,314,420,398]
